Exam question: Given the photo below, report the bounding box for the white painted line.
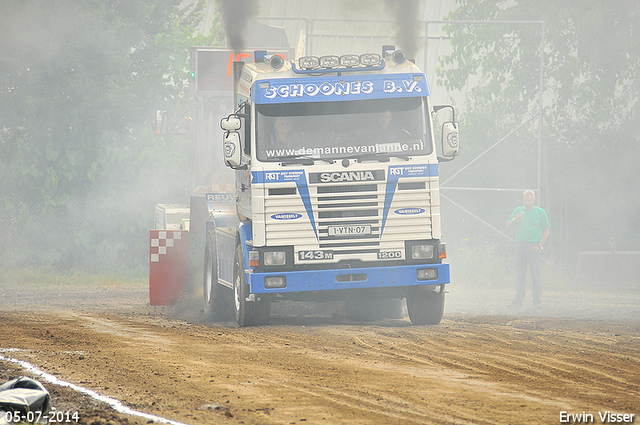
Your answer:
[0,353,191,425]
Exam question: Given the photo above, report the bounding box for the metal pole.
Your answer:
[441,194,514,242]
[538,22,545,205]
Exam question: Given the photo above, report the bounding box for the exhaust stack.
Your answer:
[232,61,244,109]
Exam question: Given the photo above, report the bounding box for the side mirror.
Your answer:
[220,115,241,131]
[433,105,459,161]
[441,121,459,158]
[223,131,242,168]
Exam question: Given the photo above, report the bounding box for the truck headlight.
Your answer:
[265,276,286,289]
[360,53,381,66]
[417,268,438,281]
[411,244,434,260]
[264,251,286,266]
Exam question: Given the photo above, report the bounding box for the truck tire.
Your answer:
[203,242,232,322]
[203,244,216,321]
[406,285,445,325]
[233,244,270,327]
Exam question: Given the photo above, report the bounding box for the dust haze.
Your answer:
[1,1,638,325]
[0,2,190,275]
[1,4,638,425]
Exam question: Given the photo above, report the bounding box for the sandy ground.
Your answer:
[0,279,639,425]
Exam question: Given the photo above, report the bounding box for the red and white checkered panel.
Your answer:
[149,230,189,306]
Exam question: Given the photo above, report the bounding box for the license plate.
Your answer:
[328,225,372,237]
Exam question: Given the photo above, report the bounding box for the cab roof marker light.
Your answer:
[340,54,360,67]
[299,56,319,69]
[291,53,386,74]
[319,55,340,68]
[360,53,382,66]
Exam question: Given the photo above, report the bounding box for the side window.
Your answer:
[242,103,251,156]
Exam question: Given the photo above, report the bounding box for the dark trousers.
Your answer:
[514,243,542,305]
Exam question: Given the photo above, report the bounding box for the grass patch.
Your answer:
[0,267,147,288]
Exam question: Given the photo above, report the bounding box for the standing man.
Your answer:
[506,190,550,309]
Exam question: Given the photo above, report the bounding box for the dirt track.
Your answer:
[1,281,639,425]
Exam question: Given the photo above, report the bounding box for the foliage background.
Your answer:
[0,0,221,273]
[1,0,638,281]
[436,0,640,276]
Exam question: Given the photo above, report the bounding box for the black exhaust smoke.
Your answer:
[384,0,420,59]
[216,0,258,53]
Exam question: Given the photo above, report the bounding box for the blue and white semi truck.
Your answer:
[204,46,459,326]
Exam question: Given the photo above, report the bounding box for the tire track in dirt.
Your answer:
[181,320,584,423]
[0,314,532,423]
[252,325,583,422]
[294,319,639,413]
[2,310,639,425]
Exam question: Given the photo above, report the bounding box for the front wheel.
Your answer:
[233,244,270,327]
[406,285,445,325]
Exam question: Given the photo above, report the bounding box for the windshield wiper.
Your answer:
[386,153,411,161]
[276,155,335,165]
[278,155,315,165]
[356,153,390,163]
[343,153,410,163]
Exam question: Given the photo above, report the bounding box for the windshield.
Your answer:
[256,97,431,162]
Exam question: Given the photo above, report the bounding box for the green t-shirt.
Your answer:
[508,206,550,243]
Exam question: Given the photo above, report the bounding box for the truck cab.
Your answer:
[208,47,459,326]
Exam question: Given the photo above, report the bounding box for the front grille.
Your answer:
[318,219,378,226]
[318,209,378,219]
[264,172,433,261]
[317,184,377,193]
[318,194,377,202]
[314,182,381,249]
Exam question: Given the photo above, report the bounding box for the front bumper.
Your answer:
[247,262,450,294]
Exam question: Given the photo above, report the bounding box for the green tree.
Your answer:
[437,0,640,255]
[0,0,221,270]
